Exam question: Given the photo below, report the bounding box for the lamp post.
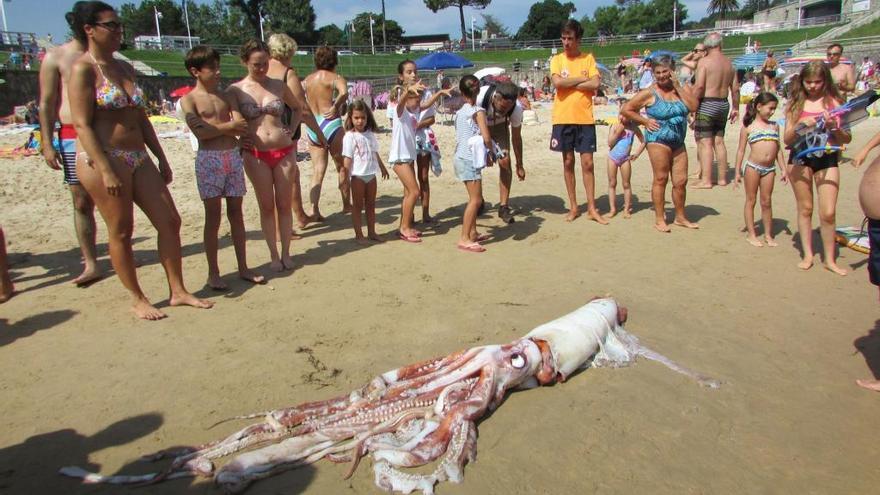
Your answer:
[0,0,8,36]
[470,16,475,52]
[797,0,803,29]
[369,15,375,55]
[259,7,265,41]
[380,0,386,53]
[183,0,192,48]
[153,6,163,49]
[673,1,678,40]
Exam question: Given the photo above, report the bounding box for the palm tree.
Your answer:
[708,0,741,20]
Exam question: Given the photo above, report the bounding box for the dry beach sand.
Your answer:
[0,104,878,494]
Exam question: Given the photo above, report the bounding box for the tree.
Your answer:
[514,0,576,40]
[263,0,317,44]
[184,0,253,46]
[118,0,187,40]
[423,0,492,43]
[707,0,741,20]
[591,6,622,36]
[349,12,405,47]
[481,13,509,38]
[316,24,345,46]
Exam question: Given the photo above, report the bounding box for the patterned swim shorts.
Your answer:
[195,148,247,200]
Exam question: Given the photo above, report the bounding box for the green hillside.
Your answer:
[120,25,833,79]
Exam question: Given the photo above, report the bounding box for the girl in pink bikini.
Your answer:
[227,40,329,272]
[782,61,851,275]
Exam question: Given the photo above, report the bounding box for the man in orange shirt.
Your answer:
[550,20,606,224]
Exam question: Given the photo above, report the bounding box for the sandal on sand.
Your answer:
[457,242,486,253]
[475,233,491,242]
[398,231,422,243]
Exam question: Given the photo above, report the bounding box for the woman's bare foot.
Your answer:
[654,222,672,233]
[238,269,265,284]
[623,208,632,219]
[717,180,729,187]
[764,236,778,247]
[170,292,214,309]
[281,255,295,270]
[824,263,848,276]
[270,260,285,272]
[368,233,385,243]
[207,273,228,290]
[421,215,438,224]
[690,182,713,189]
[588,210,609,225]
[564,209,580,222]
[72,266,103,287]
[746,236,764,247]
[132,298,167,320]
[604,209,618,220]
[673,219,699,229]
[290,231,304,241]
[355,236,370,246]
[797,257,814,270]
[856,379,880,391]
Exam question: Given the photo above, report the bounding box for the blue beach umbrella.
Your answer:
[645,49,677,61]
[733,51,768,71]
[414,52,474,70]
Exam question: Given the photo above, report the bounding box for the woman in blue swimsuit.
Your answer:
[621,55,699,232]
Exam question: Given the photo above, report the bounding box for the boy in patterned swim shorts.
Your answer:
[180,45,265,289]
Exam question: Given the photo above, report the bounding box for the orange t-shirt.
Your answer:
[550,51,599,125]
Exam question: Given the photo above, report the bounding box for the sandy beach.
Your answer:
[1,103,878,494]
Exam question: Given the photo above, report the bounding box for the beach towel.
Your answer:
[416,127,443,176]
[836,226,869,254]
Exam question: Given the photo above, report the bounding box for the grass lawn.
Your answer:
[121,25,833,79]
[841,17,880,39]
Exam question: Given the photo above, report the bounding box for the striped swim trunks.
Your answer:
[694,97,730,139]
[56,124,79,185]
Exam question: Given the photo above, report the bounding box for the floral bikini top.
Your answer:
[240,99,285,120]
[90,53,146,111]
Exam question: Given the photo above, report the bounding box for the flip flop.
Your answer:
[398,231,422,243]
[457,242,486,253]
[475,233,491,242]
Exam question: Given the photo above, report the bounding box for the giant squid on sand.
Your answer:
[61,297,719,493]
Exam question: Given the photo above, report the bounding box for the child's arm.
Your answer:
[607,123,623,148]
[733,125,748,188]
[630,126,646,160]
[474,109,494,167]
[376,152,389,179]
[181,95,245,140]
[855,131,880,168]
[421,88,451,110]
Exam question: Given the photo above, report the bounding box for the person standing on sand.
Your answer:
[679,43,705,85]
[68,1,212,319]
[0,227,12,303]
[38,9,103,286]
[854,135,880,390]
[549,19,607,224]
[303,46,350,221]
[826,43,855,97]
[691,32,739,189]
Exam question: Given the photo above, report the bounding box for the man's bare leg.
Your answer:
[580,152,608,224]
[0,227,13,303]
[69,184,102,285]
[692,137,715,188]
[562,151,580,221]
[714,135,729,186]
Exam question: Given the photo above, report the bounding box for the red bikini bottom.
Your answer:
[247,145,294,169]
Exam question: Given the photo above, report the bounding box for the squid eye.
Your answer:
[510,353,525,369]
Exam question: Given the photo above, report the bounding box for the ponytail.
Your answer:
[743,91,778,127]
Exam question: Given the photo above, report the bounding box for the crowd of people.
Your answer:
[1,3,879,347]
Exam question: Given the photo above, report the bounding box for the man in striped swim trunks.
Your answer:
[691,32,739,188]
[38,31,103,286]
